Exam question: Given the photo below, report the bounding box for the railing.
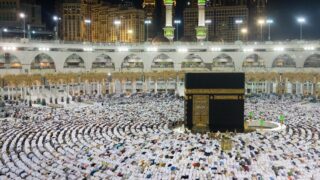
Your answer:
[0,38,319,47]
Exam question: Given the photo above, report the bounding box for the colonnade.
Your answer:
[1,72,320,103]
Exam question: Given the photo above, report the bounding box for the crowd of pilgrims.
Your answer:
[0,93,320,180]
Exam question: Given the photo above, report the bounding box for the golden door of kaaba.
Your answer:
[192,95,209,131]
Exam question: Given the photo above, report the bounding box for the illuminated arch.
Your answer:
[243,54,265,68]
[121,54,144,69]
[64,54,85,68]
[272,54,296,68]
[151,54,174,68]
[304,54,320,68]
[212,54,234,68]
[182,54,206,68]
[31,53,55,69]
[92,54,114,69]
[0,53,22,69]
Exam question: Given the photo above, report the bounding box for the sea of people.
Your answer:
[0,93,320,180]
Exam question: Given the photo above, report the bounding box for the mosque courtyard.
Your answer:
[0,94,319,180]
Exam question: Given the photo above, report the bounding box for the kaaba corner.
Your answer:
[184,73,245,133]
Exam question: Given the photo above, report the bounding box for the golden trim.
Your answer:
[214,95,239,100]
[185,89,245,95]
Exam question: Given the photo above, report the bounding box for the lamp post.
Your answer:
[205,19,212,42]
[257,19,265,41]
[0,27,7,40]
[19,13,26,39]
[266,19,273,41]
[235,19,243,41]
[144,20,151,42]
[53,16,61,40]
[241,28,248,42]
[174,19,181,41]
[114,20,121,43]
[84,19,91,42]
[297,17,306,40]
[127,29,133,43]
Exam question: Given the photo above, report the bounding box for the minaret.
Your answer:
[163,0,175,41]
[195,0,207,41]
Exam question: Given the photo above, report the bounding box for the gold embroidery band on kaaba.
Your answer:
[185,89,245,94]
[214,95,241,100]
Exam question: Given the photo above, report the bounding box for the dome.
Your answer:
[152,35,170,45]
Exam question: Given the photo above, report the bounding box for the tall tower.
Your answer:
[143,0,156,40]
[195,0,207,41]
[163,0,175,41]
[143,0,156,19]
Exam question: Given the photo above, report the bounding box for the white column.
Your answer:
[165,80,168,94]
[155,80,158,94]
[273,82,277,93]
[133,81,137,93]
[165,5,173,27]
[20,87,23,98]
[112,81,116,94]
[198,4,205,27]
[123,82,126,93]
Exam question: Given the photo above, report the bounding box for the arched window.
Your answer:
[64,54,85,68]
[243,54,265,68]
[121,54,143,69]
[92,54,114,69]
[151,54,174,68]
[31,53,55,69]
[304,54,320,68]
[213,54,234,67]
[0,53,22,69]
[182,54,205,68]
[272,54,296,68]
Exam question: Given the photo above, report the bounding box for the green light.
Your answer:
[198,0,206,5]
[164,0,173,5]
[196,27,207,37]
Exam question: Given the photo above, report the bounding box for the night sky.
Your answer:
[40,0,320,40]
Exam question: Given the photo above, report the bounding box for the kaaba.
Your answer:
[184,73,245,133]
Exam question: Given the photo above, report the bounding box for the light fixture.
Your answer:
[258,19,265,25]
[146,47,158,52]
[19,13,25,19]
[177,47,188,53]
[297,17,306,24]
[39,47,50,51]
[174,20,181,24]
[83,47,93,52]
[118,47,129,52]
[144,20,151,24]
[274,47,285,51]
[304,46,315,51]
[114,20,121,25]
[84,19,91,24]
[235,19,243,24]
[205,19,212,24]
[211,47,221,52]
[243,48,254,52]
